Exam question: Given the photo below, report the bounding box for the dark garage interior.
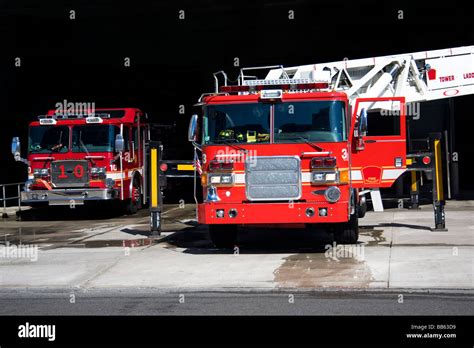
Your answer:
[1,0,473,202]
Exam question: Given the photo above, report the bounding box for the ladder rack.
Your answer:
[233,46,474,106]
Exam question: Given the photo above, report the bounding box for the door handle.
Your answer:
[365,140,377,143]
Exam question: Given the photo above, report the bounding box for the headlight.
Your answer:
[312,170,338,184]
[208,173,233,185]
[324,186,341,203]
[91,166,107,178]
[33,168,50,177]
[91,167,106,175]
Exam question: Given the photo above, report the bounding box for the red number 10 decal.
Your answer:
[58,165,84,179]
[73,165,84,178]
[58,165,67,179]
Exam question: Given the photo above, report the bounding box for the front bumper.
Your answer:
[198,201,349,225]
[21,188,118,205]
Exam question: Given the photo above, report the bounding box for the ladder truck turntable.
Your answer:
[187,45,474,248]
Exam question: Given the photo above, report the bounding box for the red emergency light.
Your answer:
[209,160,234,171]
[219,85,251,93]
[311,157,337,168]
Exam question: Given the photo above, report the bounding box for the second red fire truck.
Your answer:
[12,108,149,213]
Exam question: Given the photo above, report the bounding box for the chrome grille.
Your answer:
[245,156,301,201]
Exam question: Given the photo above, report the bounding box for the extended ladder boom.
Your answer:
[257,46,474,105]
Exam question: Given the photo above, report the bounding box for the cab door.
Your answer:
[350,97,406,188]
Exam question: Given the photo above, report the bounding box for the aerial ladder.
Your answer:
[258,46,473,102]
[214,45,474,230]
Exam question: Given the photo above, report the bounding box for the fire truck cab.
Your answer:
[12,108,149,214]
[189,79,406,248]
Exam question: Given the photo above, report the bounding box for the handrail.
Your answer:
[0,182,24,219]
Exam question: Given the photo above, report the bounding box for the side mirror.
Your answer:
[356,108,368,151]
[11,137,21,158]
[358,108,368,136]
[188,114,199,142]
[115,134,124,152]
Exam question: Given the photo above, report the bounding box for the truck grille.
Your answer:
[51,160,89,188]
[245,156,301,201]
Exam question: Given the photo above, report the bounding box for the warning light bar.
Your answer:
[39,118,57,125]
[220,82,329,93]
[260,89,283,100]
[86,116,104,124]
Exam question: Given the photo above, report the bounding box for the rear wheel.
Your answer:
[124,178,143,215]
[358,196,367,218]
[334,212,359,244]
[208,224,238,249]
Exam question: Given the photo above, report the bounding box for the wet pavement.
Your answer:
[0,201,473,292]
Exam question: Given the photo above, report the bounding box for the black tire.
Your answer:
[334,212,359,244]
[28,202,48,209]
[208,224,238,249]
[124,178,143,215]
[358,197,367,218]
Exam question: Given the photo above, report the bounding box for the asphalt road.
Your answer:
[0,290,472,315]
[1,201,473,317]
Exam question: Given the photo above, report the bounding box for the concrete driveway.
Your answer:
[0,201,472,292]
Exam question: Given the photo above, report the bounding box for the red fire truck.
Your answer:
[11,108,149,213]
[188,46,473,247]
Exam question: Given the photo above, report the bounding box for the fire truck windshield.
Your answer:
[203,103,271,144]
[203,100,346,144]
[274,101,346,143]
[72,125,119,153]
[29,126,69,153]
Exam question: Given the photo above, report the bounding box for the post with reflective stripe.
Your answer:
[149,141,162,234]
[409,171,420,209]
[430,133,447,231]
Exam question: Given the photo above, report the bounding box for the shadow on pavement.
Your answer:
[363,222,432,231]
[164,225,343,255]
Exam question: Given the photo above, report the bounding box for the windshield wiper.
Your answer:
[213,139,248,153]
[48,130,65,153]
[296,136,324,152]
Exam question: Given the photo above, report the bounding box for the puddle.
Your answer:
[359,227,387,246]
[1,226,88,246]
[81,238,155,248]
[274,252,373,288]
[0,204,195,249]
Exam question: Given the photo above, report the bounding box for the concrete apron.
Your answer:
[0,202,472,291]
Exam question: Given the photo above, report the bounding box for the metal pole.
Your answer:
[17,184,22,221]
[2,185,8,219]
[430,133,447,231]
[150,142,161,235]
[409,171,419,209]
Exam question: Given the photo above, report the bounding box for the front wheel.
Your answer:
[124,179,143,215]
[208,224,238,249]
[334,213,359,244]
